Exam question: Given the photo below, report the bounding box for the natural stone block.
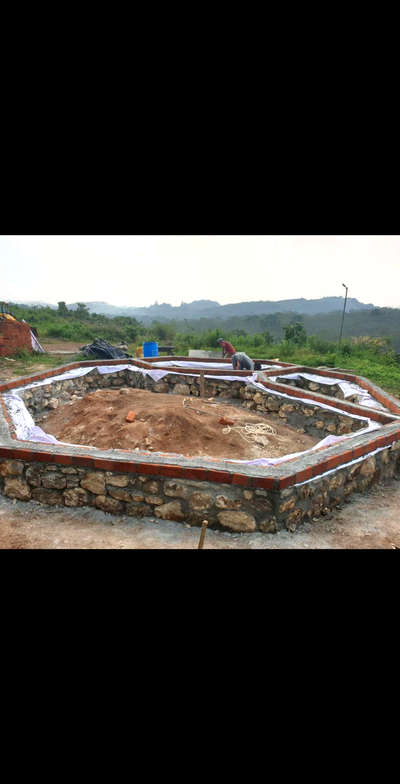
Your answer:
[32,488,63,505]
[63,487,89,507]
[153,381,170,393]
[66,477,80,488]
[0,460,24,477]
[171,383,190,395]
[280,404,295,415]
[189,491,212,510]
[217,510,256,533]
[26,466,42,486]
[155,501,185,521]
[81,472,106,495]
[94,495,124,514]
[215,495,241,509]
[108,486,132,502]
[278,497,296,514]
[243,490,253,500]
[328,472,344,490]
[4,478,31,501]
[360,457,376,477]
[143,480,159,495]
[144,495,164,505]
[164,481,188,499]
[337,423,352,434]
[286,508,303,531]
[42,473,67,490]
[105,473,129,487]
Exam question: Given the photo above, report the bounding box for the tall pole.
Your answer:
[338,283,348,349]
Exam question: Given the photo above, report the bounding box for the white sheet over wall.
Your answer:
[272,371,388,411]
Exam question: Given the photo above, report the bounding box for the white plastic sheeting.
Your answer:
[30,330,45,353]
[2,362,380,467]
[271,371,387,411]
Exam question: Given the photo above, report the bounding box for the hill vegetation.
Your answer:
[4,300,400,396]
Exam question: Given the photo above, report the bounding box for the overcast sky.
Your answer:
[1,235,399,308]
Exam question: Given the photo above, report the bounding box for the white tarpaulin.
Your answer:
[2,362,379,466]
[272,371,387,411]
[30,330,46,353]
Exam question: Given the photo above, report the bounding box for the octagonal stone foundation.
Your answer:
[1,355,400,533]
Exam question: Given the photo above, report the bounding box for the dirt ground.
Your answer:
[1,479,400,548]
[42,388,317,460]
[41,341,85,353]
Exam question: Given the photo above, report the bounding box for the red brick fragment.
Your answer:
[219,417,234,426]
[125,411,136,422]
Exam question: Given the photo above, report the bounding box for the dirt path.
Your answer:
[43,388,317,460]
[1,478,400,549]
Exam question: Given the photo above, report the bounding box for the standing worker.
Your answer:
[231,352,255,371]
[217,337,236,358]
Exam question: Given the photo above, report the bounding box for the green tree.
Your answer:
[57,301,68,316]
[284,321,307,345]
[76,303,90,320]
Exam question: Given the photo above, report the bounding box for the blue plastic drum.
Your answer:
[143,341,158,357]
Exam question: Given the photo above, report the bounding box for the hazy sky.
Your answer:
[1,235,399,308]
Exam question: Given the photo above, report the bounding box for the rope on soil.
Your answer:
[181,398,277,446]
[222,422,277,446]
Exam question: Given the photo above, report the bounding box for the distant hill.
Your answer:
[65,296,375,321]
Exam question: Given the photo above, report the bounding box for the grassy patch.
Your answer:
[0,351,83,379]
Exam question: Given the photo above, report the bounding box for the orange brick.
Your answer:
[125,411,136,423]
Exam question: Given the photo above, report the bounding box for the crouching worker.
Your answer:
[231,352,255,372]
[217,337,236,358]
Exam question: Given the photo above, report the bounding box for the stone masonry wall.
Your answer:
[1,440,400,532]
[15,367,366,439]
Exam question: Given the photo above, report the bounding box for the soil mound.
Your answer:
[43,388,317,460]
